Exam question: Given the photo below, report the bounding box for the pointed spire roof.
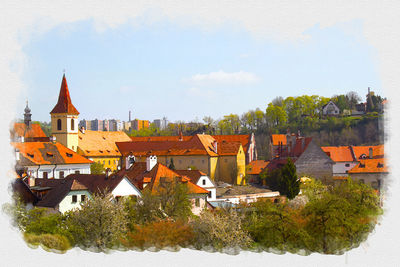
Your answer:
[50,74,79,115]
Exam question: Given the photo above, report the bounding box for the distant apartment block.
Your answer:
[131,119,149,131]
[153,117,168,130]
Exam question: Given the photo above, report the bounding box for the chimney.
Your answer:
[15,149,20,161]
[369,147,373,159]
[126,154,135,170]
[51,135,57,143]
[129,111,131,122]
[179,130,183,141]
[146,155,157,171]
[105,168,111,179]
[213,140,218,154]
[19,136,24,143]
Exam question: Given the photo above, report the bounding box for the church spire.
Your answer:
[24,100,32,127]
[50,74,79,115]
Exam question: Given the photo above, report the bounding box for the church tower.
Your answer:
[50,74,80,152]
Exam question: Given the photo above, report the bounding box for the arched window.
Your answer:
[71,119,75,130]
[57,119,62,130]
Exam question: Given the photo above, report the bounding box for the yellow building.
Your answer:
[77,130,132,171]
[50,74,80,152]
[50,75,131,171]
[116,134,246,185]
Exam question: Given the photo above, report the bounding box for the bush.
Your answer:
[190,210,252,251]
[121,220,194,250]
[24,233,71,252]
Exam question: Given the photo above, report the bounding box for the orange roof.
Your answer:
[144,163,208,195]
[131,134,252,153]
[117,134,218,157]
[218,141,242,155]
[321,146,355,162]
[271,134,287,146]
[12,141,92,165]
[348,158,388,174]
[50,74,79,115]
[212,134,251,153]
[247,160,270,175]
[78,130,131,157]
[351,145,384,159]
[13,123,46,138]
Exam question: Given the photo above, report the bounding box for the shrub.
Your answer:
[121,220,194,250]
[24,233,71,252]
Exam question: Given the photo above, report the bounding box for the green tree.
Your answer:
[280,158,300,200]
[90,161,105,174]
[65,192,128,250]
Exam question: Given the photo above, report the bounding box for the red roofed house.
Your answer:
[117,134,246,185]
[321,146,358,176]
[131,133,257,164]
[268,131,334,183]
[12,141,92,183]
[246,160,270,184]
[118,156,210,215]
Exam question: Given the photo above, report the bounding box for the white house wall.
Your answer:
[332,162,358,176]
[59,190,92,213]
[111,177,142,197]
[196,175,216,201]
[27,164,91,179]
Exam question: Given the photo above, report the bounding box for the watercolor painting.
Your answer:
[1,1,398,266]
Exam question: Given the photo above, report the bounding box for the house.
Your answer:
[268,131,334,183]
[11,101,47,142]
[321,146,358,176]
[118,156,209,215]
[31,170,143,213]
[174,170,217,201]
[12,140,92,181]
[77,130,131,171]
[130,133,257,164]
[32,178,92,213]
[246,160,270,184]
[322,101,340,116]
[117,134,246,185]
[347,158,388,191]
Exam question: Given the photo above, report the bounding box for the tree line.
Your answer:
[4,177,381,255]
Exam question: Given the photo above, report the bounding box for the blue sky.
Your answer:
[19,18,381,123]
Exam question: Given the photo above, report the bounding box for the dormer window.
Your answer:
[46,152,53,157]
[359,163,365,168]
[99,150,103,153]
[377,163,384,168]
[66,153,73,158]
[360,154,367,159]
[27,153,34,158]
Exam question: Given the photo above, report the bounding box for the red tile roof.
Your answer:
[348,158,388,174]
[218,141,242,155]
[50,75,79,115]
[13,123,46,138]
[117,134,219,157]
[118,162,208,195]
[351,145,384,159]
[174,170,207,184]
[78,130,131,157]
[12,141,92,165]
[247,160,270,175]
[131,134,252,153]
[321,146,356,162]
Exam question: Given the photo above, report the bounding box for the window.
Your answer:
[109,160,111,165]
[81,195,86,202]
[59,171,64,179]
[202,179,206,186]
[75,170,80,174]
[195,198,200,207]
[345,163,350,167]
[224,159,228,163]
[202,159,205,164]
[208,191,212,198]
[43,172,48,179]
[57,119,62,130]
[72,195,77,203]
[71,119,75,130]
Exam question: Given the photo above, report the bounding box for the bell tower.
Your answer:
[50,74,80,151]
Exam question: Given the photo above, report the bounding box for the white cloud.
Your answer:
[187,70,259,85]
[185,87,217,100]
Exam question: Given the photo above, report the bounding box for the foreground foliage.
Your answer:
[5,178,381,254]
